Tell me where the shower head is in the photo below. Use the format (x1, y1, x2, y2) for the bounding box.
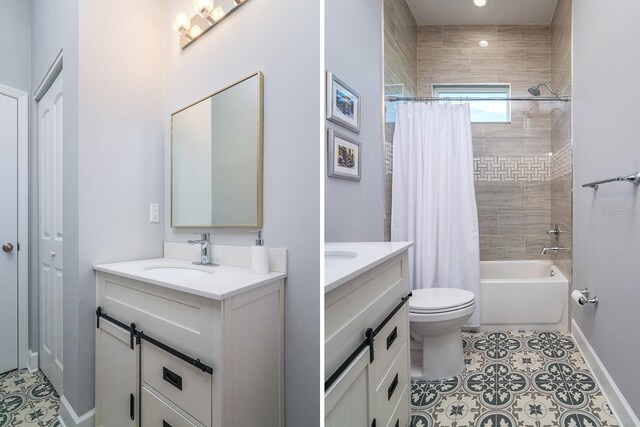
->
(528, 83, 561, 97)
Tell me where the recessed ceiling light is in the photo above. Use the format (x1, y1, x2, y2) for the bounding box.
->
(479, 40, 489, 48)
(473, 0, 488, 7)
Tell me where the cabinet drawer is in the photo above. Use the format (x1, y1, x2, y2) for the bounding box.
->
(142, 387, 198, 427)
(142, 342, 212, 427)
(373, 304, 408, 384)
(375, 342, 409, 427)
(385, 382, 409, 427)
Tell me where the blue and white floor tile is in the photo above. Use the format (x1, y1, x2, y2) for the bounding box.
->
(411, 330, 620, 427)
(0, 370, 60, 427)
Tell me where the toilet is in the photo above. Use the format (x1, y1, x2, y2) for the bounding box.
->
(409, 288, 476, 380)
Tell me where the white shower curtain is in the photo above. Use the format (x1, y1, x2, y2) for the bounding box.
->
(391, 102, 481, 327)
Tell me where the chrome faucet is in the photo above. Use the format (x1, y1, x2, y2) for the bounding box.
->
(188, 233, 219, 266)
(540, 247, 569, 255)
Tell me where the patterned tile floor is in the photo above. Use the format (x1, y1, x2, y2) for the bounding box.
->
(411, 331, 619, 427)
(0, 369, 60, 426)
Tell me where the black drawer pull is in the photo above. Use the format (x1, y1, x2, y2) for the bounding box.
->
(129, 393, 134, 420)
(163, 421, 172, 427)
(163, 367, 183, 390)
(386, 327, 398, 350)
(388, 373, 399, 400)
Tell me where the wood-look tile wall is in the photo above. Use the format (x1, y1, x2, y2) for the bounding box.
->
(550, 0, 573, 280)
(384, 0, 417, 241)
(416, 24, 554, 260)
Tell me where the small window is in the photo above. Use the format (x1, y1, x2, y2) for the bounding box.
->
(433, 84, 511, 123)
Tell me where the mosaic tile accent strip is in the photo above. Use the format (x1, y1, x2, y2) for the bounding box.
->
(550, 143, 572, 180)
(411, 330, 620, 427)
(474, 156, 550, 182)
(0, 369, 60, 427)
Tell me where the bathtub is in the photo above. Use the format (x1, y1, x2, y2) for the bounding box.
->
(479, 260, 569, 331)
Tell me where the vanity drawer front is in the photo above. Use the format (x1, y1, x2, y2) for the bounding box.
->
(142, 387, 198, 427)
(373, 304, 408, 383)
(385, 383, 409, 427)
(142, 342, 212, 427)
(375, 342, 409, 427)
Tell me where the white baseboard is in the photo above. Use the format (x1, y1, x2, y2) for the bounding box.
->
(57, 395, 95, 427)
(572, 319, 640, 426)
(27, 350, 38, 373)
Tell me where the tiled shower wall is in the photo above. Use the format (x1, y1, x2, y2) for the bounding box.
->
(383, 0, 417, 240)
(550, 0, 572, 281)
(417, 24, 554, 260)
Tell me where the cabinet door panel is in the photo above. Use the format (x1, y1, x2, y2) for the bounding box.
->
(141, 387, 198, 427)
(325, 348, 373, 427)
(95, 319, 139, 427)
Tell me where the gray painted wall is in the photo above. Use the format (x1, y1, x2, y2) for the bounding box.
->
(325, 0, 385, 242)
(573, 0, 640, 415)
(164, 0, 321, 423)
(0, 0, 31, 93)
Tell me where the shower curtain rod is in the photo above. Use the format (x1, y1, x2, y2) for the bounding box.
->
(386, 96, 570, 102)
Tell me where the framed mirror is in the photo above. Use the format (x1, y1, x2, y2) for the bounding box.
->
(171, 72, 263, 227)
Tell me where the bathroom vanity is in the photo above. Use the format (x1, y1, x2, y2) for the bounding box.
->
(324, 242, 413, 427)
(93, 244, 286, 427)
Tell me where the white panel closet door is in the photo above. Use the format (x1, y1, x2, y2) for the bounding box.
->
(0, 93, 19, 374)
(38, 73, 64, 393)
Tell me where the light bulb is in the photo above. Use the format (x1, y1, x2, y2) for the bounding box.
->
(194, 0, 214, 17)
(211, 6, 225, 22)
(473, 0, 487, 6)
(189, 25, 203, 39)
(173, 13, 191, 35)
(479, 40, 489, 48)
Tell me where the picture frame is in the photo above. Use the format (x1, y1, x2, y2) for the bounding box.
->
(327, 129, 361, 181)
(326, 71, 361, 133)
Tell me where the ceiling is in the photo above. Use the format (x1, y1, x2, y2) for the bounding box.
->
(406, 0, 559, 25)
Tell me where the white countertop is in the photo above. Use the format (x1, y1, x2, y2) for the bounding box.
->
(93, 257, 287, 300)
(324, 242, 413, 293)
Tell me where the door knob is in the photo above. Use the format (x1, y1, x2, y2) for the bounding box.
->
(2, 243, 14, 253)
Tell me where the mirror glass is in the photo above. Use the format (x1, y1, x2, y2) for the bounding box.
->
(172, 72, 263, 227)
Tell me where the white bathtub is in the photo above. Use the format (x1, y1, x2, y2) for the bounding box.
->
(479, 260, 569, 331)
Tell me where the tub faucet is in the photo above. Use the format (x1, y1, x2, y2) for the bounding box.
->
(540, 247, 569, 255)
(188, 232, 219, 266)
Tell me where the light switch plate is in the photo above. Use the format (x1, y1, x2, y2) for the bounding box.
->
(150, 204, 160, 223)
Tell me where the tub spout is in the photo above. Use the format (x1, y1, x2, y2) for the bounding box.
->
(540, 247, 569, 255)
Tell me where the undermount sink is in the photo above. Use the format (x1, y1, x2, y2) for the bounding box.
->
(325, 250, 358, 260)
(143, 265, 215, 279)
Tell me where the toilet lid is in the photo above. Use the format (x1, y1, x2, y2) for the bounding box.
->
(410, 288, 475, 314)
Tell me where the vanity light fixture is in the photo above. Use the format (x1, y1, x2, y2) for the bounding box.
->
(211, 6, 225, 22)
(472, 0, 488, 7)
(189, 25, 203, 39)
(194, 0, 214, 17)
(172, 13, 191, 38)
(172, 0, 252, 49)
(479, 40, 489, 48)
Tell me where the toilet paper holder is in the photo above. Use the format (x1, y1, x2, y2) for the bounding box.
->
(578, 288, 599, 305)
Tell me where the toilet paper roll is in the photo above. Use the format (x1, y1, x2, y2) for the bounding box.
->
(571, 290, 587, 306)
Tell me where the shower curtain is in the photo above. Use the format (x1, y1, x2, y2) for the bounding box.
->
(391, 102, 481, 327)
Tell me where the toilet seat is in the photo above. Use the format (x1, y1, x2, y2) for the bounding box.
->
(410, 288, 475, 314)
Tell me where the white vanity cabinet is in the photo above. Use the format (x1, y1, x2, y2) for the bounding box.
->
(94, 257, 285, 427)
(325, 243, 412, 427)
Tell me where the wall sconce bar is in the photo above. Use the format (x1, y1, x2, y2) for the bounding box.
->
(174, 0, 251, 49)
